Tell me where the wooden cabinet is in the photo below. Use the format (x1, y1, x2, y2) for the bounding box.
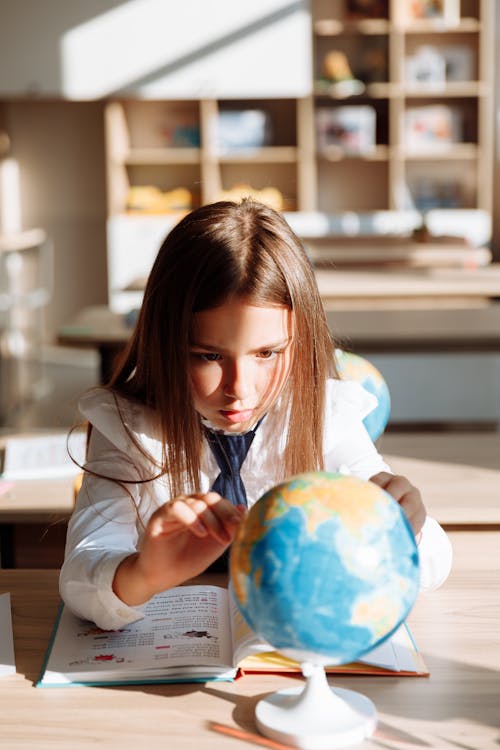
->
(105, 97, 315, 216)
(310, 0, 494, 217)
(104, 97, 316, 310)
(104, 0, 495, 312)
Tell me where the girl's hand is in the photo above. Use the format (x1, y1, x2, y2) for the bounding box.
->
(113, 492, 246, 606)
(370, 472, 426, 540)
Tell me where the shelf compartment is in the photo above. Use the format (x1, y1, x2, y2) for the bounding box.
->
(402, 18, 481, 34)
(317, 160, 389, 212)
(218, 146, 298, 164)
(217, 162, 298, 212)
(314, 18, 390, 36)
(124, 148, 201, 165)
(405, 159, 478, 210)
(317, 144, 389, 161)
(402, 143, 478, 160)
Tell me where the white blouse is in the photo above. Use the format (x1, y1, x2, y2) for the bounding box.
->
(60, 380, 452, 630)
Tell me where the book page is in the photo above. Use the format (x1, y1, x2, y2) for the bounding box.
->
(41, 585, 234, 684)
(227, 582, 404, 672)
(388, 623, 428, 673)
(228, 587, 273, 665)
(1, 432, 86, 480)
(0, 593, 16, 677)
(357, 633, 400, 671)
(235, 618, 426, 676)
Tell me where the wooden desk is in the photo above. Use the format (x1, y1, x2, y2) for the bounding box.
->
(0, 477, 74, 568)
(0, 477, 74, 524)
(1, 430, 499, 568)
(58, 302, 500, 384)
(316, 265, 500, 310)
(328, 305, 500, 353)
(58, 305, 132, 383)
(1, 531, 499, 749)
(380, 432, 500, 529)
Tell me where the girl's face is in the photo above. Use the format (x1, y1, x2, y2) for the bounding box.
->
(189, 297, 293, 433)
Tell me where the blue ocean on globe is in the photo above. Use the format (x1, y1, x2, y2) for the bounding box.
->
(335, 350, 391, 441)
(230, 472, 419, 665)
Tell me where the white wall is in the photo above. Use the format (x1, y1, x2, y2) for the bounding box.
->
(0, 0, 311, 341)
(368, 353, 500, 426)
(2, 101, 108, 339)
(0, 0, 311, 99)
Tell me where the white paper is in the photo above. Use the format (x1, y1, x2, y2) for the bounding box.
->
(0, 593, 16, 677)
(1, 432, 86, 480)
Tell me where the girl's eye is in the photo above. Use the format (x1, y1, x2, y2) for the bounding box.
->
(257, 350, 277, 360)
(195, 352, 222, 362)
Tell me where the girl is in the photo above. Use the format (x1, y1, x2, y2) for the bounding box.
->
(60, 200, 452, 630)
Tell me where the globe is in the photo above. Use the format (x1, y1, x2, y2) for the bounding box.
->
(335, 350, 391, 442)
(230, 471, 419, 667)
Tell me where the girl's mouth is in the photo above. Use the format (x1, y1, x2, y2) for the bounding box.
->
(219, 409, 255, 424)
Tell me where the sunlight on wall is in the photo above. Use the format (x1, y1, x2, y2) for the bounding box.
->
(60, 0, 310, 99)
(0, 158, 22, 235)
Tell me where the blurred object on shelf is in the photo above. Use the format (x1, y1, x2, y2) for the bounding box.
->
(319, 50, 365, 96)
(441, 46, 474, 82)
(158, 103, 201, 147)
(316, 106, 376, 155)
(162, 123, 200, 148)
(409, 178, 462, 211)
(126, 186, 193, 214)
(406, 44, 474, 85)
(217, 110, 271, 153)
(217, 184, 284, 211)
(406, 0, 460, 25)
(405, 46, 446, 85)
(404, 104, 462, 150)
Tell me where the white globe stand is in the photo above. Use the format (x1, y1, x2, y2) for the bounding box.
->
(255, 662, 377, 749)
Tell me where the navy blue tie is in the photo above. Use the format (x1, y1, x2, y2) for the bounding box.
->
(206, 428, 257, 508)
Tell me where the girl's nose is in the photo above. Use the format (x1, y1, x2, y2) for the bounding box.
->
(223, 360, 251, 400)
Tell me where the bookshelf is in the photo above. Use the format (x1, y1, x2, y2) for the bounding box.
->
(105, 98, 315, 215)
(310, 0, 494, 217)
(104, 97, 317, 310)
(103, 0, 495, 312)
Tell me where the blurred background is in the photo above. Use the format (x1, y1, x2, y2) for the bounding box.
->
(1, 0, 500, 434)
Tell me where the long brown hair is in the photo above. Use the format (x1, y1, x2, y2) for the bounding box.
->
(110, 199, 337, 496)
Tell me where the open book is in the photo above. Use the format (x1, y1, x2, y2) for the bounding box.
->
(0, 432, 86, 480)
(37, 585, 428, 687)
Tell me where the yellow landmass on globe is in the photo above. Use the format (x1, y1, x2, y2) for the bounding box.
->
(279, 475, 385, 536)
(351, 594, 402, 638)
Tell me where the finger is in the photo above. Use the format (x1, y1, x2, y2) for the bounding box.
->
(191, 493, 246, 527)
(399, 494, 426, 536)
(376, 475, 412, 502)
(184, 497, 235, 546)
(151, 499, 208, 539)
(369, 471, 393, 489)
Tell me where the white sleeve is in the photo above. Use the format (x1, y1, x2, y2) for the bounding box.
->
(323, 380, 391, 480)
(417, 516, 453, 592)
(324, 380, 452, 592)
(59, 426, 151, 630)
